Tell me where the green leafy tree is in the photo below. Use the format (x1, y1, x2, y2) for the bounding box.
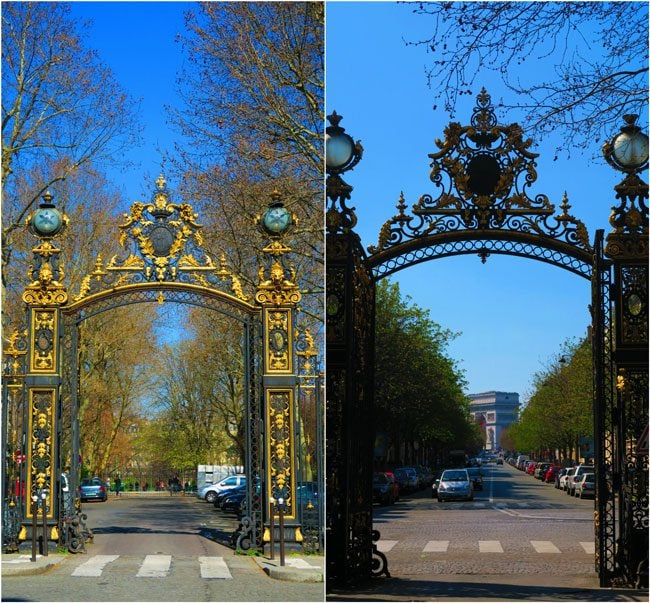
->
(510, 338, 592, 460)
(375, 280, 476, 466)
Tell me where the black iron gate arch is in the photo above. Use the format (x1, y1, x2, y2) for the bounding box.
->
(326, 90, 648, 590)
(5, 175, 309, 557)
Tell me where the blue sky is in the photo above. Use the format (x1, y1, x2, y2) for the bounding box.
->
(326, 2, 631, 401)
(66, 2, 639, 403)
(69, 2, 189, 203)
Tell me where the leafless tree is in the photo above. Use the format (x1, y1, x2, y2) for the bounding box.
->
(1, 2, 141, 283)
(408, 1, 648, 155)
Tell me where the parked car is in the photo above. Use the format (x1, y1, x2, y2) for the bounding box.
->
(466, 466, 484, 491)
(393, 468, 410, 493)
(373, 472, 395, 505)
(560, 468, 576, 491)
(198, 474, 246, 504)
(213, 483, 246, 508)
(526, 462, 538, 475)
(567, 464, 595, 496)
(383, 472, 400, 501)
(533, 463, 551, 480)
(79, 477, 108, 502)
(574, 473, 595, 499)
(555, 467, 569, 489)
(395, 467, 419, 492)
(544, 466, 562, 483)
(221, 487, 247, 513)
(436, 469, 473, 502)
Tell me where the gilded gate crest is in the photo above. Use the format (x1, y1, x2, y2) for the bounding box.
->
(74, 175, 250, 303)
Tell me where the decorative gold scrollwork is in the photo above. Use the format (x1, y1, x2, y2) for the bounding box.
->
(72, 176, 252, 303)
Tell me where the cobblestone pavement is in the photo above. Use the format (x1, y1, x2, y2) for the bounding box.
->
(327, 464, 648, 601)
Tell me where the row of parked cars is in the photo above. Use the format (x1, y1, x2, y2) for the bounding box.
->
(197, 475, 319, 518)
(373, 465, 437, 505)
(507, 456, 595, 499)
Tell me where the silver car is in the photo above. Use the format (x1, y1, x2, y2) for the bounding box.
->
(437, 469, 473, 502)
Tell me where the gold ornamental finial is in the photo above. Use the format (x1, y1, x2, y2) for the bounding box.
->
(155, 174, 166, 190)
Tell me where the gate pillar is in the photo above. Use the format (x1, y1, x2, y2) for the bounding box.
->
(325, 113, 379, 587)
(603, 115, 649, 588)
(18, 191, 69, 547)
(256, 193, 302, 541)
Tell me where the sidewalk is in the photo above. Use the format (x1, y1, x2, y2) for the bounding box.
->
(254, 555, 323, 583)
(1, 553, 66, 577)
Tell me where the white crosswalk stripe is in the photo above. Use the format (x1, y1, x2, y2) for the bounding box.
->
(376, 540, 398, 553)
(136, 554, 172, 577)
(69, 555, 236, 579)
(375, 539, 596, 554)
(423, 540, 449, 553)
(198, 556, 232, 579)
(72, 554, 119, 577)
(479, 540, 503, 553)
(580, 541, 595, 554)
(530, 540, 561, 554)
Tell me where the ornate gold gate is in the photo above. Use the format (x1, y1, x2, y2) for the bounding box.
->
(4, 177, 306, 553)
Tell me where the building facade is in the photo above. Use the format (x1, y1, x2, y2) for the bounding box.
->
(468, 391, 520, 451)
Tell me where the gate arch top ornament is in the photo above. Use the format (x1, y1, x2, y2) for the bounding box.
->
(70, 175, 255, 313)
(367, 88, 594, 279)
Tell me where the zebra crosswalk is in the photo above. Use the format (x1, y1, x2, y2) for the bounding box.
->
(71, 555, 234, 579)
(376, 539, 596, 555)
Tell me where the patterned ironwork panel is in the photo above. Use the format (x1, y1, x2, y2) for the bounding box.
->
(366, 89, 593, 281)
(237, 320, 264, 552)
(25, 389, 56, 519)
(616, 366, 649, 587)
(619, 265, 648, 347)
(369, 234, 593, 281)
(265, 389, 296, 519)
(326, 231, 375, 587)
(592, 231, 616, 584)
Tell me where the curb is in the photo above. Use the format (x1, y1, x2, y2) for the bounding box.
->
(254, 556, 323, 583)
(2, 553, 67, 577)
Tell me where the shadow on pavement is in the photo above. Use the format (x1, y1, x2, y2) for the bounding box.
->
(327, 577, 649, 602)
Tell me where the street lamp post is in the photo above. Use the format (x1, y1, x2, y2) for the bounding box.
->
(602, 114, 648, 588)
(326, 111, 363, 233)
(326, 112, 381, 585)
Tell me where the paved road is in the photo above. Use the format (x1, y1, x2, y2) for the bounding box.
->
(328, 462, 648, 601)
(2, 495, 324, 602)
(373, 462, 595, 577)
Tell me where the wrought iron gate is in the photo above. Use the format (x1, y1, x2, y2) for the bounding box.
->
(326, 90, 648, 589)
(3, 177, 308, 556)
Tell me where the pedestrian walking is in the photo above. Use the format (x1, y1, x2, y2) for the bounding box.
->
(115, 475, 122, 497)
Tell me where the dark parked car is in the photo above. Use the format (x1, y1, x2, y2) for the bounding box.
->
(393, 468, 410, 493)
(79, 477, 108, 502)
(373, 472, 395, 505)
(466, 466, 484, 491)
(214, 484, 246, 508)
(221, 491, 247, 513)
